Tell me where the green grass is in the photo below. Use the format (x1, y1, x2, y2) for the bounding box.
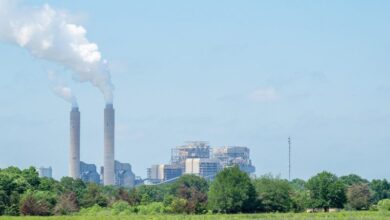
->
(1, 211, 389, 220)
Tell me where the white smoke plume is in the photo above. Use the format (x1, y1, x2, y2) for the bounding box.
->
(0, 0, 114, 103)
(48, 71, 78, 107)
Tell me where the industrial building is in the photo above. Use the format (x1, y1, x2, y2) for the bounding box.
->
(147, 164, 182, 184)
(185, 158, 220, 179)
(147, 165, 164, 184)
(114, 160, 136, 188)
(101, 160, 136, 187)
(171, 141, 210, 169)
(39, 167, 52, 178)
(212, 146, 255, 174)
(80, 161, 100, 184)
(146, 142, 257, 184)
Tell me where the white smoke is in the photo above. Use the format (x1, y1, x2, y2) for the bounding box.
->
(0, 0, 114, 103)
(48, 71, 78, 107)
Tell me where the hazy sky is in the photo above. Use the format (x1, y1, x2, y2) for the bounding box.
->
(1, 0, 390, 180)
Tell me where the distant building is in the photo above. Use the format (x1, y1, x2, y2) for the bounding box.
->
(147, 165, 163, 184)
(164, 164, 182, 181)
(146, 142, 257, 185)
(101, 160, 136, 187)
(185, 158, 220, 179)
(147, 164, 182, 184)
(80, 161, 100, 184)
(39, 167, 52, 178)
(171, 141, 210, 172)
(212, 146, 255, 174)
(114, 160, 136, 188)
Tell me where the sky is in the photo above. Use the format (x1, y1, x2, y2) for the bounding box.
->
(0, 0, 390, 180)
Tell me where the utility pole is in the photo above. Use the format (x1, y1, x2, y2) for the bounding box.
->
(288, 136, 291, 181)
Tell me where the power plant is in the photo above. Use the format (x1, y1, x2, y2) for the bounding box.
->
(69, 107, 80, 179)
(103, 104, 115, 185)
(67, 104, 127, 186)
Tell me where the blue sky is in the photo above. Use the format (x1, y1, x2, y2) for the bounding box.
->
(1, 0, 390, 180)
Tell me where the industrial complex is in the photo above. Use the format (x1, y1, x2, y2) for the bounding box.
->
(45, 105, 256, 187)
(147, 141, 256, 184)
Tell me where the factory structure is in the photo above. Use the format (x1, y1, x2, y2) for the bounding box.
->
(103, 104, 115, 185)
(48, 106, 254, 187)
(147, 141, 256, 184)
(80, 161, 100, 184)
(69, 107, 80, 179)
(212, 146, 256, 174)
(39, 166, 52, 178)
(65, 104, 139, 187)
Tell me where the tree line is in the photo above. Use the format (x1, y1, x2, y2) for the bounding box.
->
(0, 166, 390, 216)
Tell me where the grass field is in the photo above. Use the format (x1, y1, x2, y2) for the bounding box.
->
(0, 212, 390, 220)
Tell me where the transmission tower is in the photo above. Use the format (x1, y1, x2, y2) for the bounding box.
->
(288, 136, 291, 181)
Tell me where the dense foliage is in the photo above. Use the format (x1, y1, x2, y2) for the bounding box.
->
(253, 174, 294, 212)
(306, 171, 347, 210)
(0, 166, 389, 216)
(208, 166, 257, 213)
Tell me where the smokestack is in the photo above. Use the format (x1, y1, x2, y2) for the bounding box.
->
(69, 107, 80, 179)
(104, 104, 115, 185)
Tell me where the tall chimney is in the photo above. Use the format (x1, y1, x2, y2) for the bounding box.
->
(104, 104, 115, 185)
(69, 107, 80, 179)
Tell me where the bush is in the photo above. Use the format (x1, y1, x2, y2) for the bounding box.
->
(377, 199, 390, 212)
(78, 204, 109, 216)
(110, 200, 138, 215)
(19, 193, 51, 216)
(170, 198, 188, 214)
(137, 202, 170, 214)
(54, 192, 79, 215)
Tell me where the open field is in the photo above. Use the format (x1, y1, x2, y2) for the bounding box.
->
(1, 212, 390, 220)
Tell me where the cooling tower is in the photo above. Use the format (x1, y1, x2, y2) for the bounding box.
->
(69, 107, 80, 179)
(104, 104, 115, 185)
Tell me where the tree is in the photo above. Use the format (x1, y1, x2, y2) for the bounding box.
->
(115, 188, 130, 203)
(346, 184, 371, 210)
(290, 179, 306, 191)
(306, 171, 346, 211)
(59, 177, 86, 199)
(208, 166, 258, 213)
(370, 179, 390, 204)
(21, 167, 41, 189)
(79, 184, 108, 208)
(38, 177, 61, 192)
(289, 178, 309, 212)
(170, 175, 209, 214)
(137, 185, 170, 204)
(129, 188, 141, 206)
(54, 192, 79, 215)
(254, 174, 293, 212)
(290, 190, 310, 212)
(19, 191, 52, 216)
(340, 174, 369, 186)
(0, 167, 46, 215)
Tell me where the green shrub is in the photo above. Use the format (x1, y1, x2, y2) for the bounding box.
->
(170, 198, 187, 214)
(19, 190, 56, 216)
(377, 199, 390, 212)
(137, 202, 170, 214)
(78, 204, 107, 216)
(110, 200, 138, 215)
